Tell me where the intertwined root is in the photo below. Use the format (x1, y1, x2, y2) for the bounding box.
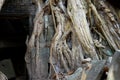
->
(49, 0, 120, 79)
(25, 0, 120, 80)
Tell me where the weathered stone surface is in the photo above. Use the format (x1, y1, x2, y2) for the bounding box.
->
(0, 0, 36, 16)
(0, 71, 7, 80)
(86, 60, 106, 80)
(39, 15, 54, 79)
(0, 59, 15, 79)
(107, 50, 120, 80)
(65, 68, 83, 80)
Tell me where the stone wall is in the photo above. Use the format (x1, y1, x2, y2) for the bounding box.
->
(0, 0, 36, 16)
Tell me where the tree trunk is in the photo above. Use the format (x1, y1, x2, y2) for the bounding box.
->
(25, 0, 120, 80)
